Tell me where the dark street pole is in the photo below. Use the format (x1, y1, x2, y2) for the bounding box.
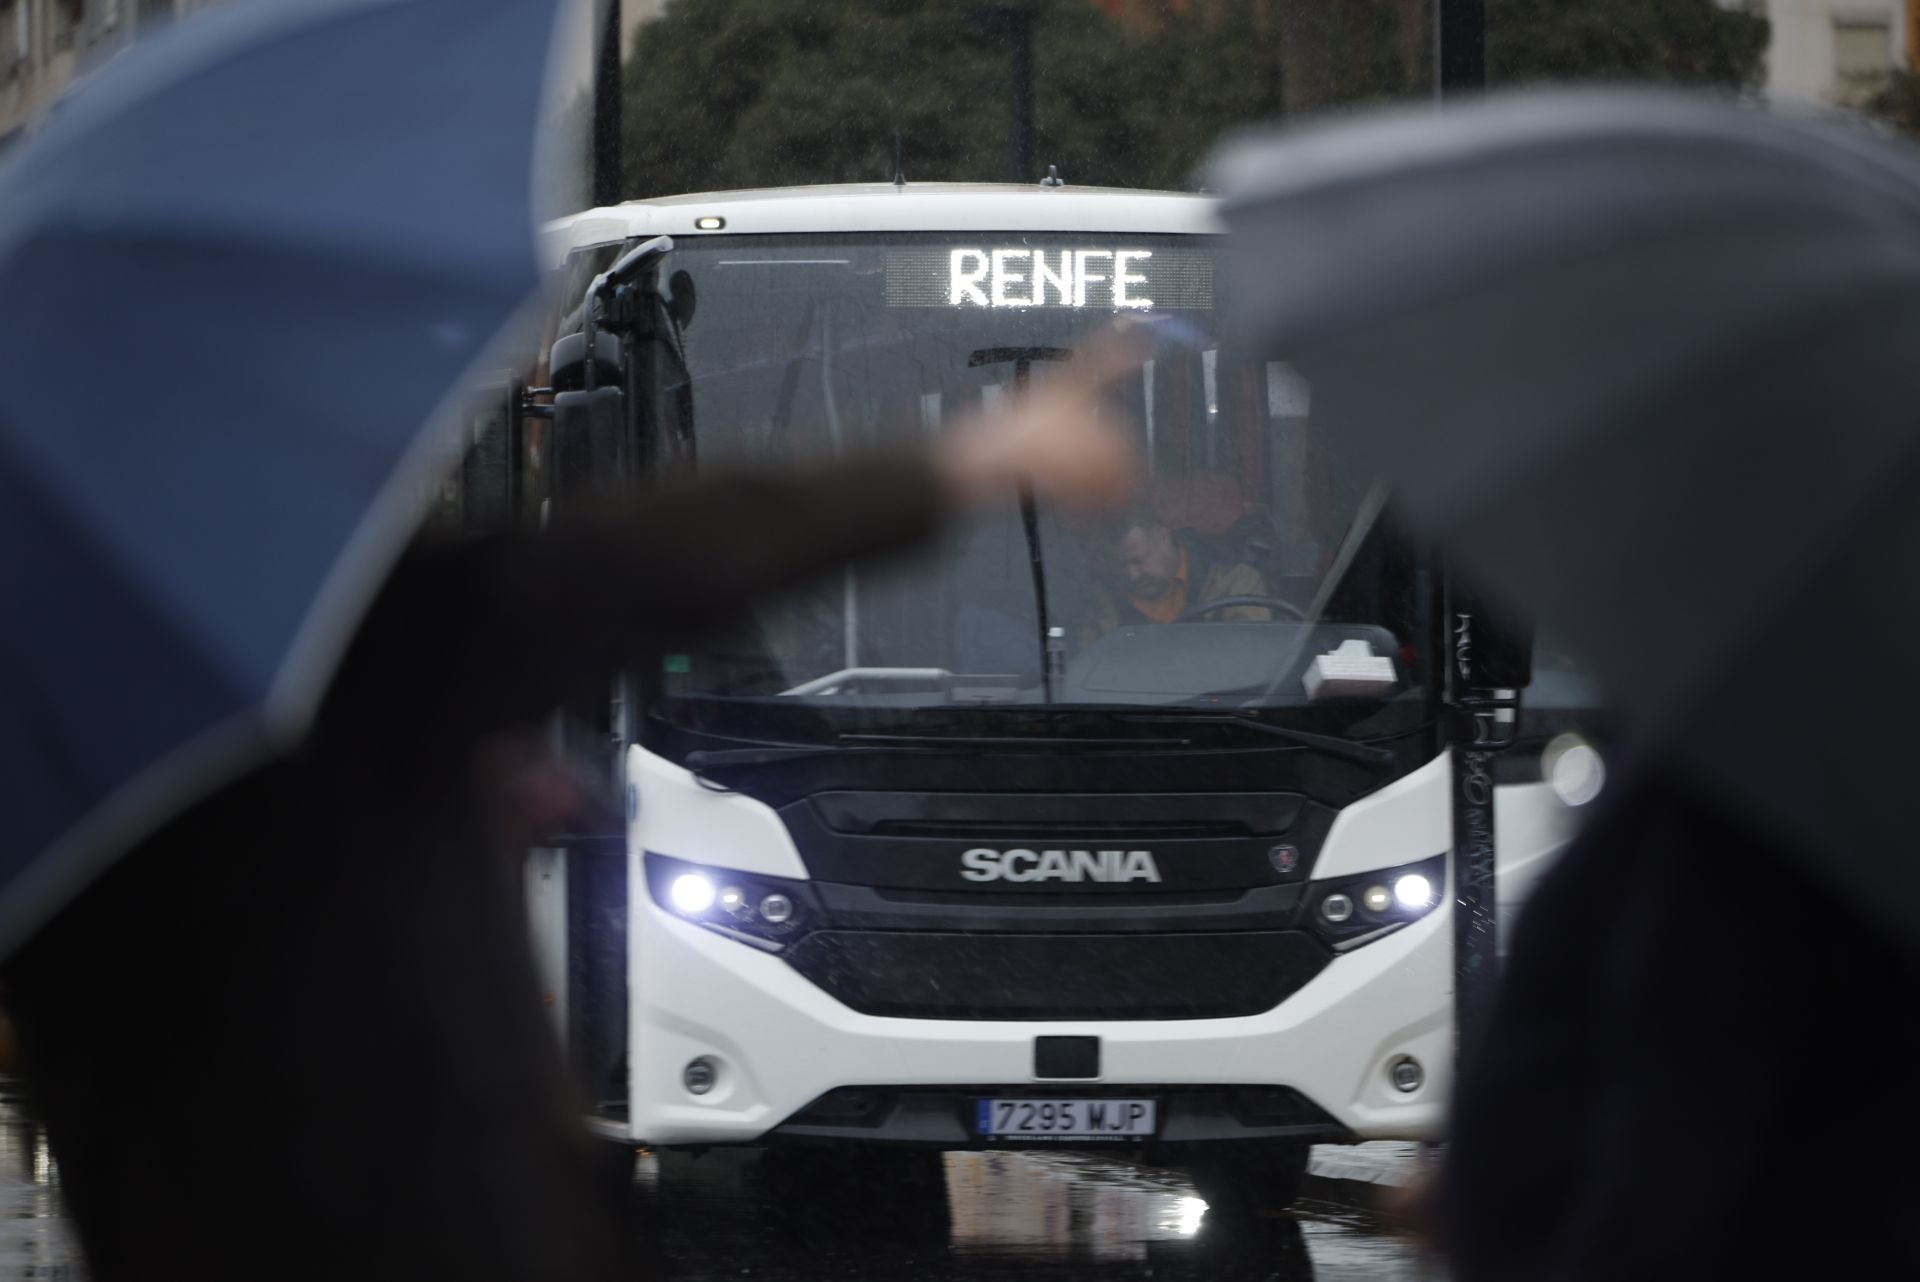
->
(1003, 3, 1035, 184)
(592, 0, 624, 206)
(1434, 0, 1485, 99)
(1433, 0, 1502, 1065)
(1443, 591, 1521, 1061)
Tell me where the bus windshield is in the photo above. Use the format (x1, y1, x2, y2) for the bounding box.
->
(630, 231, 1432, 734)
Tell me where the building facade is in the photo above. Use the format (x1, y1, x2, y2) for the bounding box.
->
(1730, 0, 1917, 103)
(0, 0, 224, 145)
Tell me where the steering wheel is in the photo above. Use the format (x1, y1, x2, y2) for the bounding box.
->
(1173, 594, 1309, 623)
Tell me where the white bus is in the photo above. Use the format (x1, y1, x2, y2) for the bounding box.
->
(503, 180, 1586, 1213)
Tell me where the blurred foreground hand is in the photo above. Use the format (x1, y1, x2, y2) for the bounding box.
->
(938, 321, 1147, 510)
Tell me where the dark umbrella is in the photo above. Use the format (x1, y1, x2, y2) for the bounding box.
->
(0, 0, 558, 952)
(1208, 90, 1920, 944)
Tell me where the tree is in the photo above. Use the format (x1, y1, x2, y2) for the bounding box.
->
(621, 0, 1160, 197)
(1274, 0, 1428, 115)
(1859, 68, 1920, 139)
(1486, 0, 1768, 90)
(615, 0, 1771, 203)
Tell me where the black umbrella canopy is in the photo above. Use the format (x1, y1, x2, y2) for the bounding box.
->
(1209, 90, 1920, 944)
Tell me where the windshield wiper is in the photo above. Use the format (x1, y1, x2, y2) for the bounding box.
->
(970, 347, 1075, 704)
(684, 743, 940, 773)
(1020, 485, 1056, 702)
(686, 730, 1196, 774)
(1119, 712, 1396, 768)
(839, 732, 1193, 749)
(684, 740, 940, 791)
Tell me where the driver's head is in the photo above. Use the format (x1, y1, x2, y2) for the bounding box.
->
(1109, 506, 1182, 601)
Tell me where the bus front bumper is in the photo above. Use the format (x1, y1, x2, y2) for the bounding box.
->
(627, 895, 1453, 1148)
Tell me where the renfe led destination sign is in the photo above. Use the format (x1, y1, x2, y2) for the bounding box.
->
(885, 244, 1214, 310)
(951, 248, 1152, 308)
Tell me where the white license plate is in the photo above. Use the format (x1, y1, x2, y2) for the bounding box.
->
(976, 1098, 1157, 1140)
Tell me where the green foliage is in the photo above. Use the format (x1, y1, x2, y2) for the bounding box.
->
(1487, 0, 1768, 89)
(1269, 0, 1429, 115)
(618, 0, 1770, 202)
(1859, 68, 1920, 138)
(622, 0, 1133, 194)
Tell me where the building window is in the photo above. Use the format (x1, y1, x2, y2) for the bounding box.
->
(1834, 20, 1893, 86)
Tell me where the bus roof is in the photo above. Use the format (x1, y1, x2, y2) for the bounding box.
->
(544, 182, 1220, 266)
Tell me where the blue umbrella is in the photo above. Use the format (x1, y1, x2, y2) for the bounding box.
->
(0, 0, 560, 953)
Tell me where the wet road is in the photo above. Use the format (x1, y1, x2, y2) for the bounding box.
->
(636, 1146, 1438, 1281)
(0, 1082, 73, 1280)
(0, 1077, 1435, 1280)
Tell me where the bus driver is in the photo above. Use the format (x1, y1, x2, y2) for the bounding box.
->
(1085, 504, 1270, 639)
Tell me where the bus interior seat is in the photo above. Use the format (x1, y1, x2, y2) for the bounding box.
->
(1150, 471, 1243, 536)
(1151, 472, 1290, 599)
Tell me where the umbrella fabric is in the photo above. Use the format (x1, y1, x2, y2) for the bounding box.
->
(0, 0, 557, 954)
(1209, 91, 1920, 944)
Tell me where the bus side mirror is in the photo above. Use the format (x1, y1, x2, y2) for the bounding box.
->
(548, 329, 624, 392)
(552, 387, 625, 503)
(666, 269, 697, 331)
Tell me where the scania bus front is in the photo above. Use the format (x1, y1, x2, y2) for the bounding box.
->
(536, 182, 1577, 1209)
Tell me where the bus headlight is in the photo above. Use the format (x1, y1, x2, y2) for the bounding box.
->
(670, 873, 716, 915)
(647, 854, 811, 950)
(1305, 854, 1445, 950)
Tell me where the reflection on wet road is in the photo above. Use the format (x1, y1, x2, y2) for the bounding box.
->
(0, 1082, 81, 1280)
(0, 1078, 1434, 1280)
(638, 1146, 1437, 1281)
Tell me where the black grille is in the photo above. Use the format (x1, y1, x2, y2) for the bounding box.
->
(784, 930, 1329, 1020)
(806, 791, 1304, 839)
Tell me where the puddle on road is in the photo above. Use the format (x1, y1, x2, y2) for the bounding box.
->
(944, 1148, 1210, 1252)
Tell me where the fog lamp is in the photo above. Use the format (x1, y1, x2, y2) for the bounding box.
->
(1390, 1056, 1424, 1093)
(669, 873, 715, 915)
(684, 1057, 717, 1095)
